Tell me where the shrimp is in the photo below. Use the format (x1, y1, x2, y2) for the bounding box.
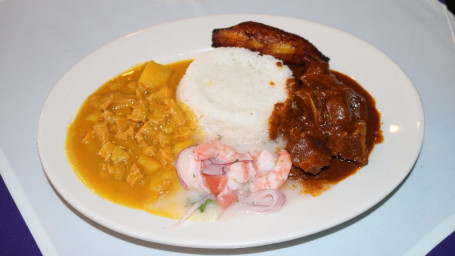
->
(193, 139, 251, 163)
(253, 150, 277, 176)
(250, 150, 292, 192)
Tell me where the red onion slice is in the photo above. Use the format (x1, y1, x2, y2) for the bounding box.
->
(239, 189, 286, 213)
(201, 158, 253, 176)
(208, 157, 253, 165)
(201, 164, 225, 176)
(175, 145, 196, 189)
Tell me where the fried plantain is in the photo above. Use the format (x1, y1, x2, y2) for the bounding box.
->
(212, 21, 329, 66)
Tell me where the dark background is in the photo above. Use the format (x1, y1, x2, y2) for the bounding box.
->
(445, 0, 455, 14)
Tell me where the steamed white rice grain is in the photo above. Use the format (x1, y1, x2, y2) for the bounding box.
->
(176, 47, 292, 146)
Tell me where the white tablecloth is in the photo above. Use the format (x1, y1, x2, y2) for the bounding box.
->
(1, 0, 454, 255)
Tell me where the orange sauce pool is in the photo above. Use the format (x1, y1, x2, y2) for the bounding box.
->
(66, 60, 197, 218)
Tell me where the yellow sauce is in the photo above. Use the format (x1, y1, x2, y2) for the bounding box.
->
(66, 59, 198, 218)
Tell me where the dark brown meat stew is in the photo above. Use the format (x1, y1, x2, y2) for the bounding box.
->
(272, 63, 383, 195)
(213, 21, 383, 195)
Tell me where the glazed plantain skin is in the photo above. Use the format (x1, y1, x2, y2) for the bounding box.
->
(212, 21, 330, 66)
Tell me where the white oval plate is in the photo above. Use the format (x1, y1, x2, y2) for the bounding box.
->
(38, 14, 424, 248)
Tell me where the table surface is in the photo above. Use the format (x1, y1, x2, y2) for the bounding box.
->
(1, 0, 455, 255)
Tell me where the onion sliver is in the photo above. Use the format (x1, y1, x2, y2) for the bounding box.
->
(201, 159, 225, 176)
(201, 159, 254, 175)
(175, 145, 196, 189)
(208, 157, 253, 165)
(201, 165, 225, 176)
(239, 189, 286, 213)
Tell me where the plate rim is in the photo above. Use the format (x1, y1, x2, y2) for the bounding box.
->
(37, 14, 425, 248)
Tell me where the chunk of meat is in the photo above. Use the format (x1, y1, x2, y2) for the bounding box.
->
(328, 120, 368, 164)
(286, 130, 331, 175)
(212, 21, 329, 66)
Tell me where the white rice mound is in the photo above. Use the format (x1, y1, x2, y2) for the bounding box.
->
(176, 47, 293, 146)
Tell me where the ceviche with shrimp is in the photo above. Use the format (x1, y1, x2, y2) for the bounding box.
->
(174, 139, 292, 225)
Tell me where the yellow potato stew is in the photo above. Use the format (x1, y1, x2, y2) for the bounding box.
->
(66, 59, 197, 218)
